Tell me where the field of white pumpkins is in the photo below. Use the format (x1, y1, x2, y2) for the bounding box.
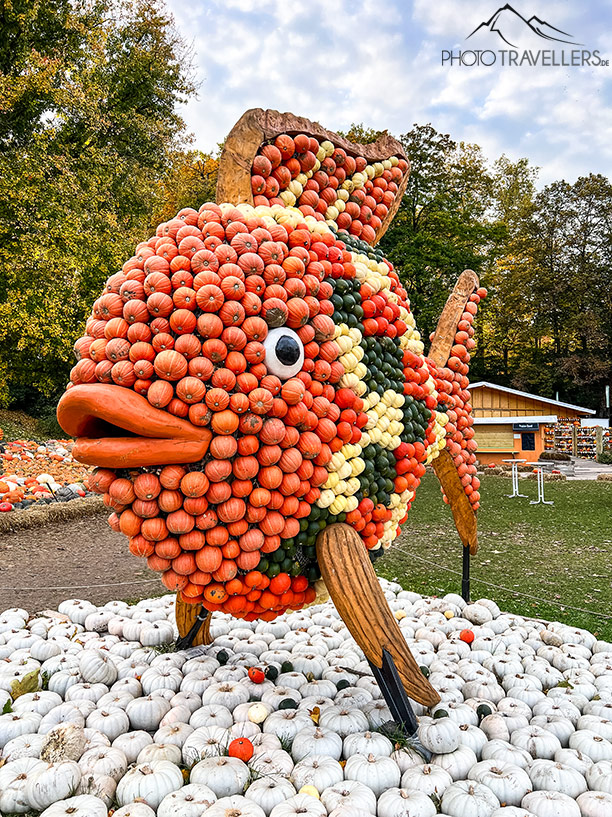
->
(2, 580, 612, 817)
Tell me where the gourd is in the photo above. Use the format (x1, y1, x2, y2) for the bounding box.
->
(468, 759, 532, 807)
(377, 788, 437, 817)
(25, 760, 82, 811)
(86, 706, 130, 741)
(2, 732, 46, 761)
(441, 780, 501, 817)
(38, 794, 109, 817)
(190, 755, 250, 797)
(0, 711, 43, 747)
(521, 790, 581, 817)
(137, 742, 183, 765)
(157, 782, 218, 816)
(116, 760, 184, 810)
(586, 759, 612, 793)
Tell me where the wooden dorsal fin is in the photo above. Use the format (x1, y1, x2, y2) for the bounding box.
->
(216, 108, 410, 244)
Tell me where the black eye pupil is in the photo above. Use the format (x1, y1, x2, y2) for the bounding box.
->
(275, 335, 300, 366)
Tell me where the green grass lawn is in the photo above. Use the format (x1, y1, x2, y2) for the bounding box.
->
(377, 474, 612, 641)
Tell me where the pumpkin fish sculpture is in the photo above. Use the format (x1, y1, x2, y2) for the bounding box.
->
(58, 110, 484, 710)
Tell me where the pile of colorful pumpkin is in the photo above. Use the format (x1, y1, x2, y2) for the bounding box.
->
(0, 437, 91, 512)
(2, 581, 612, 816)
(430, 288, 485, 510)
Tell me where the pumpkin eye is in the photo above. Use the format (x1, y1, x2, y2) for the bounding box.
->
(263, 327, 304, 379)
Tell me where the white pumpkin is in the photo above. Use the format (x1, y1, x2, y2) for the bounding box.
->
(342, 729, 393, 758)
(441, 780, 501, 817)
(113, 730, 153, 763)
(468, 759, 533, 806)
(190, 704, 233, 729)
(203, 794, 266, 816)
(2, 731, 46, 761)
(527, 758, 587, 798)
(39, 794, 108, 817)
(75, 772, 117, 806)
(79, 745, 128, 781)
(116, 760, 184, 809)
(569, 729, 612, 762)
(481, 739, 533, 769)
(182, 726, 230, 765)
(25, 760, 82, 811)
(320, 779, 377, 815)
(292, 726, 343, 761)
(190, 755, 250, 797)
(318, 706, 369, 738)
(78, 651, 118, 685)
(400, 763, 453, 797)
(126, 694, 172, 730)
(0, 756, 45, 814)
(202, 681, 250, 709)
(157, 782, 217, 816)
(138, 741, 183, 765)
(269, 793, 327, 817)
(417, 717, 461, 753)
(586, 760, 612, 793)
(521, 790, 581, 817)
(0, 711, 43, 747)
(511, 725, 562, 759)
(344, 754, 400, 798)
(251, 748, 294, 777)
(155, 722, 195, 748)
(377, 788, 437, 817)
(457, 723, 488, 758)
(576, 790, 612, 817)
(85, 706, 129, 741)
(245, 777, 297, 814)
(291, 755, 343, 791)
(263, 709, 312, 741)
(13, 690, 62, 715)
(432, 746, 479, 781)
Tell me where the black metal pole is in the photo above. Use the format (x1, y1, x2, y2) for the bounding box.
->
(461, 544, 470, 602)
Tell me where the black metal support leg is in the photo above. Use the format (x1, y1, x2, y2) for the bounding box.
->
(176, 606, 210, 651)
(462, 544, 470, 603)
(368, 648, 419, 735)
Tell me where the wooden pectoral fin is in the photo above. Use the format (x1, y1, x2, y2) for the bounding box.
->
(316, 523, 440, 708)
(175, 599, 212, 649)
(432, 448, 478, 556)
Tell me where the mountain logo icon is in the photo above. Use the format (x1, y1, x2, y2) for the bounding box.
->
(467, 4, 583, 48)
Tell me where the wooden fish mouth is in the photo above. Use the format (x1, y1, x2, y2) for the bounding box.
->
(57, 384, 211, 468)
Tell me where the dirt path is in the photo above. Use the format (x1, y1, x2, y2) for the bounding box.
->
(0, 511, 164, 612)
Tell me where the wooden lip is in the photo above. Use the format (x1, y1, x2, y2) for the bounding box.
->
(217, 108, 411, 244)
(57, 384, 211, 468)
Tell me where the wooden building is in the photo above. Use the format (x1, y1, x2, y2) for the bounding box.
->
(469, 381, 595, 465)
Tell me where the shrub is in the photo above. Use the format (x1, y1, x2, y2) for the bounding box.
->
(597, 451, 612, 465)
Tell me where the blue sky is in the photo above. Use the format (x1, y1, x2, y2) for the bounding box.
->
(165, 0, 612, 186)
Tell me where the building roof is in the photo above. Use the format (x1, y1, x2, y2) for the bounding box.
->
(473, 415, 557, 425)
(469, 381, 596, 415)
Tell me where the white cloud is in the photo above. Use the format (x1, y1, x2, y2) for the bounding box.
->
(165, 0, 612, 187)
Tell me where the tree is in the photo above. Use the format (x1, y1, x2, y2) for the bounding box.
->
(0, 0, 196, 409)
(380, 124, 501, 340)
